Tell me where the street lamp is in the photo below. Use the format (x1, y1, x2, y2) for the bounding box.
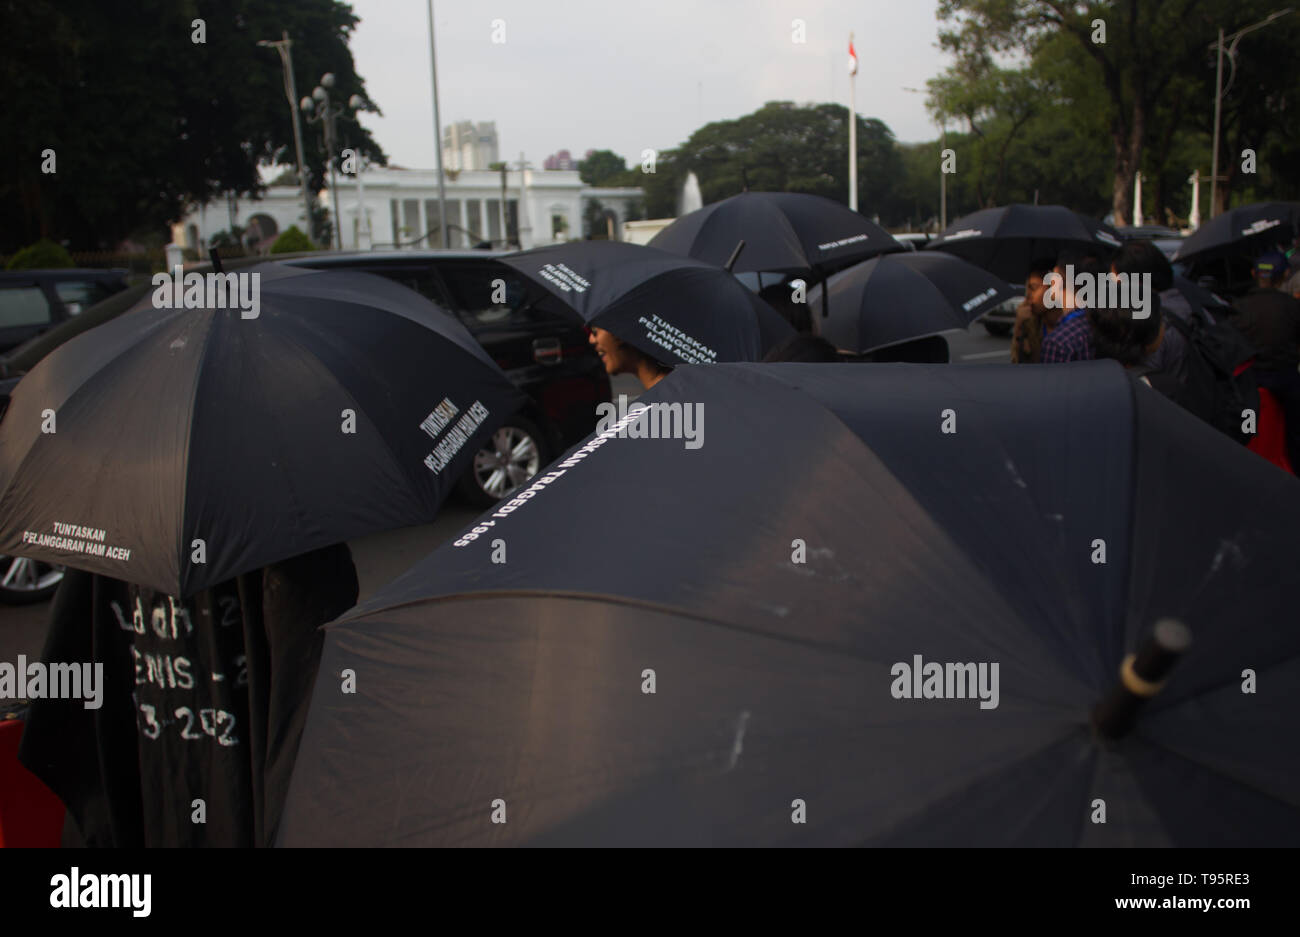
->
(345, 94, 374, 250)
(1208, 8, 1294, 218)
(301, 72, 364, 249)
(257, 32, 316, 244)
(904, 87, 946, 231)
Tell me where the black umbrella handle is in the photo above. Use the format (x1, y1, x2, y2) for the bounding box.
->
(1091, 618, 1192, 740)
(724, 240, 746, 272)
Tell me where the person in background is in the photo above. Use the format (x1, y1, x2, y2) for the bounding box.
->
(588, 326, 672, 390)
(1010, 258, 1055, 364)
(19, 544, 359, 847)
(1231, 252, 1300, 468)
(1089, 290, 1169, 384)
(1040, 250, 1098, 364)
(1108, 240, 1211, 375)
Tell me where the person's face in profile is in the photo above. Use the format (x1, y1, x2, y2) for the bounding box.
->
(588, 326, 637, 376)
(1026, 273, 1046, 315)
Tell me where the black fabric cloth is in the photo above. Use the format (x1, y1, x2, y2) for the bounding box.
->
(1232, 287, 1300, 373)
(19, 543, 357, 847)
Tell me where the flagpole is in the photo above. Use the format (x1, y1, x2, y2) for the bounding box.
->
(848, 32, 858, 212)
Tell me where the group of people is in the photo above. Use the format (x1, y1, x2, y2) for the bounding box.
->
(1008, 240, 1300, 471)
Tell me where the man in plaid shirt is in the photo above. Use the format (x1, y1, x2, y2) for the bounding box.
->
(1041, 250, 1096, 363)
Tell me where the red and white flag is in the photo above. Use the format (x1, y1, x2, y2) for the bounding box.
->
(848, 39, 858, 76)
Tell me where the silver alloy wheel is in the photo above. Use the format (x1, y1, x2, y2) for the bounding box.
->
(0, 555, 64, 594)
(471, 426, 542, 500)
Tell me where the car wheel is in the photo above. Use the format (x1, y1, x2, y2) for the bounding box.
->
(0, 555, 65, 604)
(982, 321, 1012, 337)
(456, 417, 549, 508)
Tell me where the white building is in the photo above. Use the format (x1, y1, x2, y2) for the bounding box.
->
(173, 166, 643, 253)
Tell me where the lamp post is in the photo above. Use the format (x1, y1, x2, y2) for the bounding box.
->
(1208, 8, 1294, 218)
(904, 87, 946, 230)
(257, 33, 315, 244)
(427, 0, 448, 249)
(301, 74, 366, 249)
(346, 104, 373, 250)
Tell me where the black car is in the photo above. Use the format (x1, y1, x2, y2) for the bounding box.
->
(281, 250, 611, 505)
(0, 268, 129, 354)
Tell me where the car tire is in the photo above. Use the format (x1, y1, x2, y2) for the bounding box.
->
(0, 555, 65, 604)
(455, 416, 550, 508)
(982, 321, 1013, 337)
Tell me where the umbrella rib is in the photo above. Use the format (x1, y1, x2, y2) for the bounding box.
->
(333, 586, 919, 664)
(1129, 729, 1300, 809)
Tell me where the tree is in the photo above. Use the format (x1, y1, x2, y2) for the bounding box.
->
(6, 238, 75, 270)
(0, 0, 386, 252)
(648, 102, 908, 223)
(934, 0, 1235, 225)
(579, 150, 628, 187)
(270, 225, 314, 253)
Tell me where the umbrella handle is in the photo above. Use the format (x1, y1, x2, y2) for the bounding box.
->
(1091, 618, 1192, 739)
(724, 240, 746, 272)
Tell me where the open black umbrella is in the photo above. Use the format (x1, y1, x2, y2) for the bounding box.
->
(278, 361, 1300, 846)
(1172, 201, 1300, 263)
(647, 191, 904, 275)
(810, 251, 1017, 354)
(0, 264, 524, 596)
(927, 204, 1122, 283)
(499, 241, 793, 364)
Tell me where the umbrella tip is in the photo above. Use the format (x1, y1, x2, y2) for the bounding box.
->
(1091, 618, 1193, 740)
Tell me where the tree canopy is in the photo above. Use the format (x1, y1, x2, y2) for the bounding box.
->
(639, 101, 908, 223)
(930, 0, 1300, 225)
(0, 0, 385, 251)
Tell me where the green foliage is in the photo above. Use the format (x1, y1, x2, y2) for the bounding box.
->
(208, 226, 246, 250)
(5, 238, 75, 270)
(579, 150, 629, 187)
(269, 225, 314, 253)
(0, 0, 386, 252)
(642, 102, 909, 223)
(931, 0, 1300, 223)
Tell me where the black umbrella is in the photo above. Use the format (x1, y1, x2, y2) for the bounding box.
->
(278, 361, 1300, 846)
(1172, 201, 1300, 263)
(0, 264, 524, 596)
(499, 241, 794, 364)
(810, 251, 1017, 354)
(927, 204, 1122, 283)
(647, 191, 904, 275)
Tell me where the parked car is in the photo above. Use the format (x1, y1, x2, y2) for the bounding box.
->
(979, 293, 1020, 336)
(280, 251, 611, 505)
(892, 232, 934, 251)
(0, 268, 129, 354)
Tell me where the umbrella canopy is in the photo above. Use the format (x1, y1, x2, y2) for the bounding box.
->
(647, 191, 904, 275)
(279, 361, 1300, 846)
(811, 251, 1017, 354)
(499, 240, 793, 364)
(1172, 201, 1300, 263)
(0, 264, 525, 596)
(927, 204, 1122, 283)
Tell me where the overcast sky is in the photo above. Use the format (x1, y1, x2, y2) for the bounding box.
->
(345, 0, 952, 171)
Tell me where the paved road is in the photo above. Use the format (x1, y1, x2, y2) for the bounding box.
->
(0, 322, 1009, 662)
